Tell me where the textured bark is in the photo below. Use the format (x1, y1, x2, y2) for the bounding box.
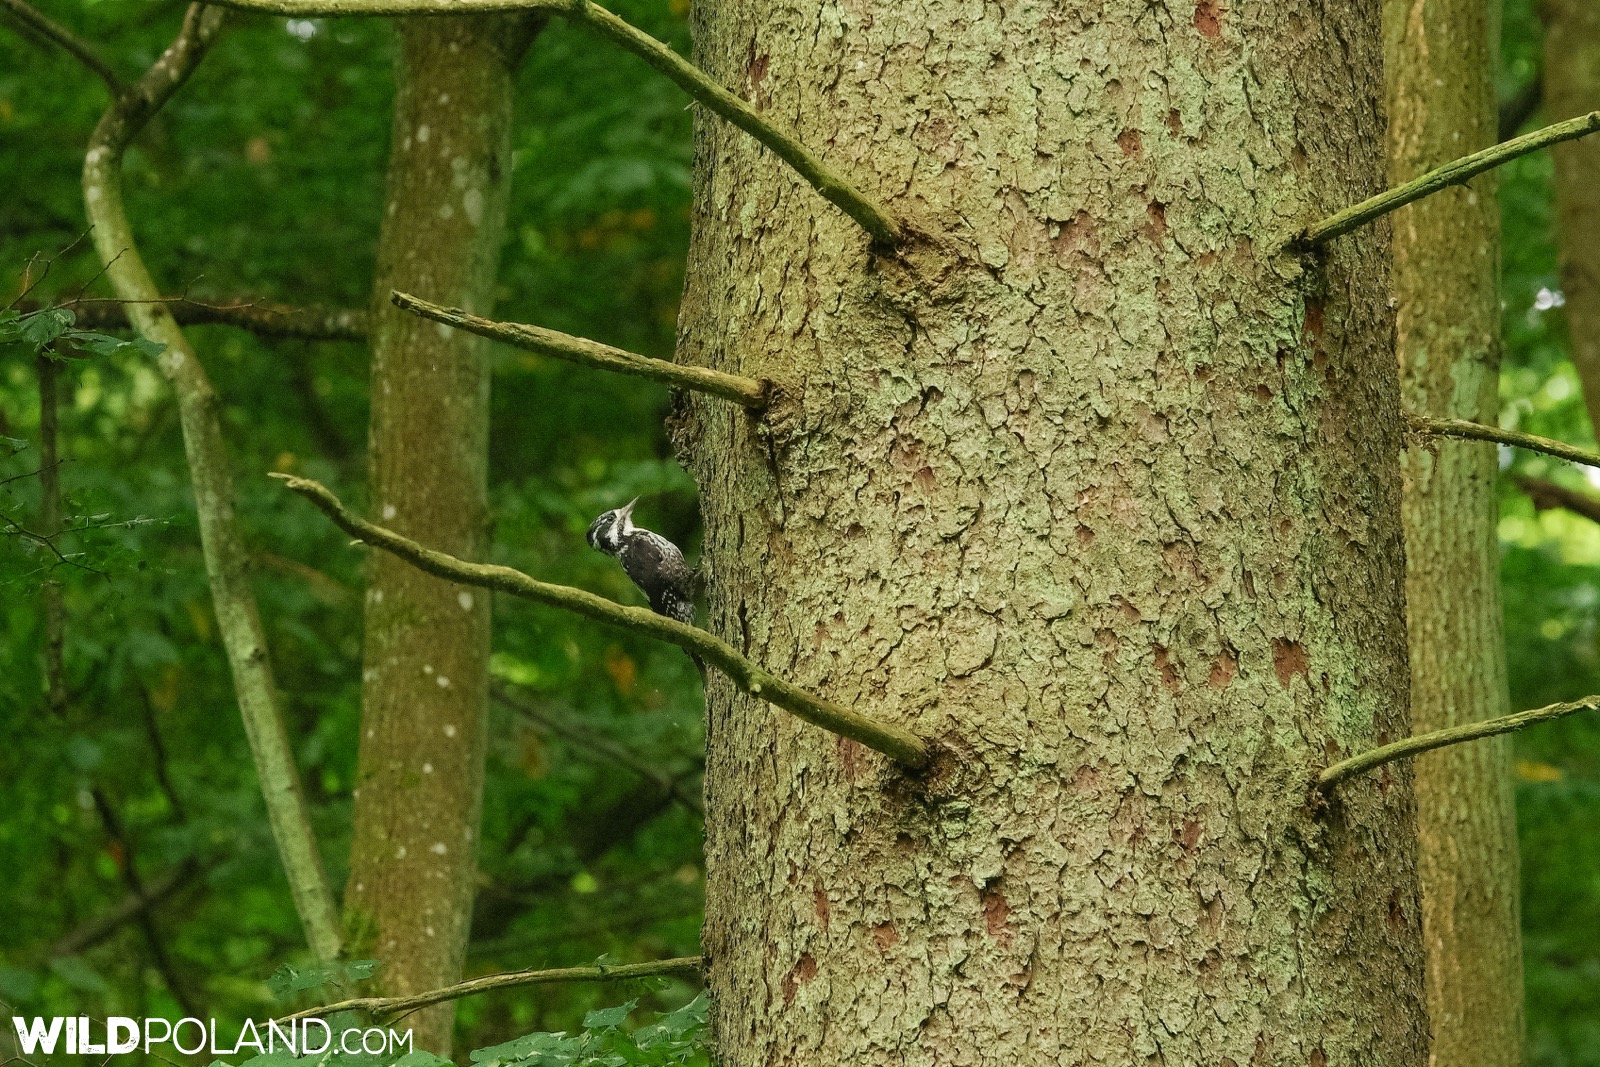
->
(1544, 0, 1600, 434)
(680, 2, 1427, 1064)
(1386, 3, 1524, 1061)
(1388, 4, 1523, 1062)
(342, 16, 535, 1056)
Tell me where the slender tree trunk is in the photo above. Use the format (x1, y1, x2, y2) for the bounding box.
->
(1544, 0, 1600, 433)
(342, 16, 536, 1055)
(83, 6, 343, 962)
(1386, 3, 1524, 1064)
(681, 2, 1427, 1063)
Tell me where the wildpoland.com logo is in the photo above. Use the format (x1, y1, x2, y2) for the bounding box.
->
(12, 1015, 414, 1058)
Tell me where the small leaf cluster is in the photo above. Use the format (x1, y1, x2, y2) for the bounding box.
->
(0, 304, 165, 361)
(265, 958, 379, 1001)
(470, 994, 709, 1067)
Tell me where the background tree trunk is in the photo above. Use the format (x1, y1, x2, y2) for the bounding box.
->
(342, 15, 536, 1055)
(1544, 0, 1600, 433)
(1386, 2, 1525, 1064)
(680, 1, 1427, 1063)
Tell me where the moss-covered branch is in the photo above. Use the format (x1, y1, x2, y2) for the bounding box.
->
(199, 0, 905, 246)
(280, 956, 705, 1023)
(1298, 111, 1600, 247)
(273, 474, 934, 770)
(83, 4, 342, 962)
(392, 291, 766, 409)
(1318, 695, 1600, 790)
(565, 0, 903, 246)
(1407, 413, 1600, 470)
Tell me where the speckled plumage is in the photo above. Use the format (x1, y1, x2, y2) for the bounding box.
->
(586, 499, 697, 625)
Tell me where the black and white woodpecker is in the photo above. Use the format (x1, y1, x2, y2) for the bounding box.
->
(586, 498, 705, 681)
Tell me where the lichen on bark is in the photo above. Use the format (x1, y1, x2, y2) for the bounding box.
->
(342, 14, 537, 1056)
(680, 0, 1428, 1062)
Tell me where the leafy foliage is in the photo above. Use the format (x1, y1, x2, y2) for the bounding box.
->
(469, 995, 708, 1067)
(1, 0, 703, 1052)
(0, 305, 166, 361)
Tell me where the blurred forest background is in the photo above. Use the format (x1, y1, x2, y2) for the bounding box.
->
(0, 0, 1596, 1062)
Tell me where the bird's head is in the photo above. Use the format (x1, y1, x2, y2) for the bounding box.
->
(585, 498, 638, 555)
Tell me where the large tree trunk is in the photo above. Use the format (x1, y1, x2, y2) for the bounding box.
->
(342, 16, 535, 1055)
(680, 1, 1427, 1063)
(1386, 1, 1524, 1062)
(1545, 0, 1600, 434)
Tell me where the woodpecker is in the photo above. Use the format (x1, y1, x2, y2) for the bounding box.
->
(587, 498, 706, 684)
(586, 498, 697, 626)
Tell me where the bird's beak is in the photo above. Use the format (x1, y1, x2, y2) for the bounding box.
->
(620, 497, 639, 520)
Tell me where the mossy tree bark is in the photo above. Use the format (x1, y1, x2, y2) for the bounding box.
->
(1544, 0, 1600, 434)
(342, 15, 536, 1056)
(679, 1, 1427, 1063)
(1386, 1, 1524, 1061)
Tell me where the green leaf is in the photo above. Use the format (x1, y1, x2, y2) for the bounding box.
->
(17, 307, 74, 349)
(582, 1000, 637, 1030)
(65, 330, 136, 357)
(392, 1053, 455, 1067)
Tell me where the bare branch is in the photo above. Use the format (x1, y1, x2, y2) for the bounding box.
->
(1318, 695, 1600, 790)
(46, 859, 203, 958)
(491, 680, 703, 815)
(392, 291, 766, 409)
(83, 3, 343, 962)
(199, 0, 907, 246)
(273, 474, 934, 771)
(1297, 111, 1600, 248)
(89, 788, 202, 1018)
(1406, 412, 1600, 471)
(1515, 473, 1600, 524)
(0, 0, 126, 94)
(19, 296, 370, 342)
(280, 956, 704, 1024)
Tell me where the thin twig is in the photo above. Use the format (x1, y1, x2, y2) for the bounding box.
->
(2, 512, 106, 577)
(1297, 110, 1600, 247)
(37, 352, 67, 715)
(1318, 695, 1600, 790)
(279, 956, 704, 1023)
(6, 230, 90, 311)
(0, 0, 125, 94)
(273, 474, 934, 771)
(198, 0, 906, 246)
(1406, 412, 1600, 471)
(393, 291, 766, 409)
